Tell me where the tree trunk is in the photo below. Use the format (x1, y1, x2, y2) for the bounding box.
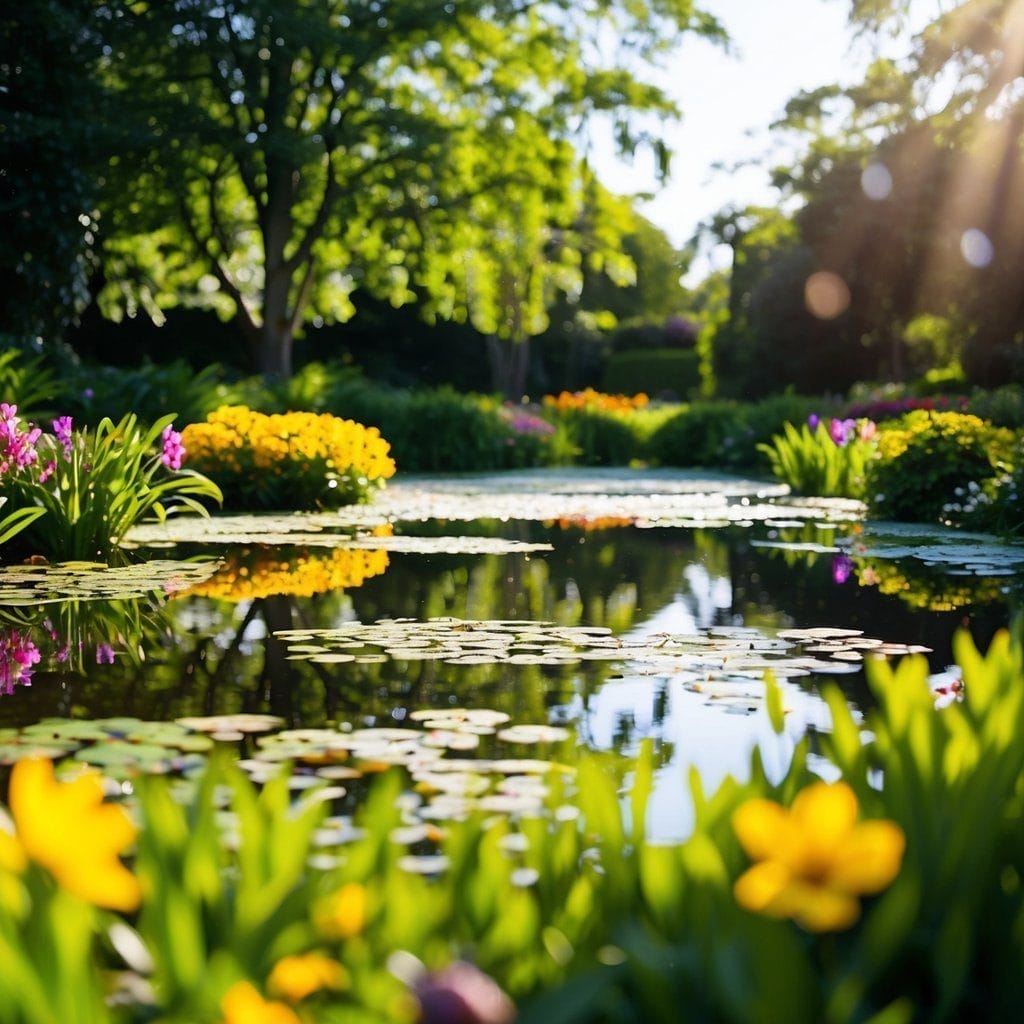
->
(486, 334, 531, 398)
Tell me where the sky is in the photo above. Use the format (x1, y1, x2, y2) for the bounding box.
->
(592, 0, 906, 280)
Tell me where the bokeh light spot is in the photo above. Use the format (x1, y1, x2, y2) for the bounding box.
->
(861, 162, 893, 200)
(804, 272, 851, 320)
(960, 228, 994, 268)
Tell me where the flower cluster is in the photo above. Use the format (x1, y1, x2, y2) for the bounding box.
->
(500, 403, 555, 438)
(181, 406, 396, 510)
(184, 545, 391, 601)
(0, 403, 42, 474)
(844, 395, 969, 423)
(808, 413, 877, 447)
(543, 388, 649, 414)
(0, 627, 40, 696)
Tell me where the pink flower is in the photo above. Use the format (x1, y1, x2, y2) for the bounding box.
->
(161, 424, 186, 470)
(1, 628, 41, 696)
(829, 418, 856, 447)
(831, 553, 854, 585)
(38, 459, 56, 484)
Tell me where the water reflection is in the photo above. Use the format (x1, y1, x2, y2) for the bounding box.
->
(0, 517, 1016, 839)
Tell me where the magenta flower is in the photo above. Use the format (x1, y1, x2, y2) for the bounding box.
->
(829, 418, 856, 447)
(1, 627, 41, 696)
(831, 553, 854, 585)
(1, 403, 42, 474)
(53, 415, 74, 458)
(161, 424, 186, 470)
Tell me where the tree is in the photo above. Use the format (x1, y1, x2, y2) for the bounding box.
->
(92, 0, 725, 382)
(0, 1, 107, 342)
(763, 1, 1024, 386)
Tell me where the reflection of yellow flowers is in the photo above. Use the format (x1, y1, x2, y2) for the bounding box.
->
(186, 546, 390, 601)
(5, 758, 141, 911)
(268, 952, 349, 1001)
(732, 781, 904, 932)
(221, 980, 301, 1024)
(313, 882, 368, 940)
(543, 388, 649, 414)
(854, 560, 1004, 612)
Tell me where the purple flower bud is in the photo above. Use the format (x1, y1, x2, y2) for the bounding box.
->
(415, 962, 516, 1024)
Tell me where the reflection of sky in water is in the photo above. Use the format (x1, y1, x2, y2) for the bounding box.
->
(561, 565, 839, 841)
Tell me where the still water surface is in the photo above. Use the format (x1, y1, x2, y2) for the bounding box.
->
(1, 471, 1018, 835)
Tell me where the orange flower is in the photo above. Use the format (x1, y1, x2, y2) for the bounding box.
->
(732, 781, 904, 932)
(6, 758, 141, 911)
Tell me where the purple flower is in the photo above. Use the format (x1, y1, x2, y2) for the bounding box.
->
(829, 417, 856, 447)
(414, 962, 516, 1024)
(807, 413, 820, 430)
(95, 643, 116, 665)
(831, 553, 854, 585)
(1, 627, 41, 696)
(161, 424, 186, 470)
(53, 415, 74, 458)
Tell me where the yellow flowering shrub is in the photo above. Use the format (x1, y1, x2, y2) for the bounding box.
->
(181, 406, 396, 510)
(184, 545, 390, 601)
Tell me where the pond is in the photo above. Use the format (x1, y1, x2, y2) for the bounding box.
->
(1, 468, 1020, 838)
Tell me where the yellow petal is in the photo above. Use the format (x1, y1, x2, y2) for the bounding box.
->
(268, 952, 348, 1001)
(734, 860, 795, 916)
(828, 820, 905, 894)
(790, 782, 859, 871)
(789, 883, 862, 932)
(0, 829, 26, 875)
(9, 759, 141, 911)
(313, 882, 367, 939)
(731, 799, 791, 861)
(221, 981, 302, 1024)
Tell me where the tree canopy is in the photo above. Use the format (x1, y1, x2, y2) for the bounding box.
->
(84, 0, 725, 382)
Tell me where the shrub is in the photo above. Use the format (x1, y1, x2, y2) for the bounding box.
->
(867, 410, 1016, 524)
(181, 406, 395, 510)
(601, 348, 700, 399)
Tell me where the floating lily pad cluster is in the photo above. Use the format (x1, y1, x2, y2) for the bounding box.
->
(278, 617, 932, 692)
(0, 559, 220, 605)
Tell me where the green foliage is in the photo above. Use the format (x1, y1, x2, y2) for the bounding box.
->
(57, 361, 229, 429)
(647, 394, 827, 472)
(758, 419, 877, 499)
(0, 350, 58, 423)
(601, 349, 700, 399)
(92, 0, 725, 377)
(2, 412, 222, 561)
(868, 410, 1017, 525)
(7, 623, 1024, 1019)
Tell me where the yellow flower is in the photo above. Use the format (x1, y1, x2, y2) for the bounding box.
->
(7, 758, 141, 911)
(268, 952, 349, 1001)
(221, 980, 301, 1024)
(732, 781, 904, 932)
(313, 882, 367, 940)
